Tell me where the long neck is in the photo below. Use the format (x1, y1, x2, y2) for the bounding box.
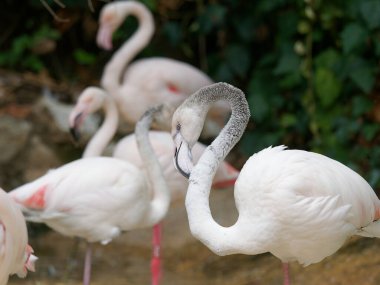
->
(83, 96, 118, 157)
(0, 190, 27, 277)
(135, 106, 170, 226)
(185, 83, 251, 255)
(100, 2, 154, 93)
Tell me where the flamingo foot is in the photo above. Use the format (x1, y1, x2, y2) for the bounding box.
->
(151, 224, 162, 285)
(282, 262, 291, 285)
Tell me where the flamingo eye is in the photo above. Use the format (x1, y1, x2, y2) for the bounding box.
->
(176, 123, 181, 131)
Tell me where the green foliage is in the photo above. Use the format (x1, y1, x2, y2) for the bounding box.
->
(2, 0, 380, 192)
(0, 25, 60, 72)
(74, 49, 97, 65)
(181, 0, 380, 191)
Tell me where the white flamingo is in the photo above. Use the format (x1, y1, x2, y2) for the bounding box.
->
(10, 107, 170, 285)
(0, 188, 37, 285)
(171, 82, 380, 285)
(96, 0, 229, 138)
(69, 87, 239, 201)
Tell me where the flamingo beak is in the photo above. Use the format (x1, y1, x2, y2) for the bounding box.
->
(69, 112, 84, 142)
(173, 133, 193, 179)
(20, 244, 37, 276)
(25, 254, 38, 272)
(97, 23, 113, 50)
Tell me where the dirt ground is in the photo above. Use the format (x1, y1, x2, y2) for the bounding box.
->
(8, 187, 380, 285)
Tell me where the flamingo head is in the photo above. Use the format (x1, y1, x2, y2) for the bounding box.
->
(172, 102, 206, 179)
(69, 87, 107, 141)
(97, 4, 124, 50)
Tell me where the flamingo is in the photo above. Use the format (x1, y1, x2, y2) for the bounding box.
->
(10, 106, 170, 285)
(96, 0, 229, 138)
(171, 82, 380, 285)
(69, 87, 239, 201)
(0, 187, 37, 285)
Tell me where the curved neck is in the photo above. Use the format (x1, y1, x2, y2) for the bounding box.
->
(185, 83, 251, 255)
(83, 96, 118, 157)
(135, 106, 170, 225)
(101, 2, 154, 93)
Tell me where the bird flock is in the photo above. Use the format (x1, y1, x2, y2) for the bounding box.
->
(2, 1, 380, 285)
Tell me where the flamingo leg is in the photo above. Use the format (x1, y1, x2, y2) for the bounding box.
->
(282, 262, 291, 285)
(83, 242, 93, 285)
(151, 223, 162, 285)
(63, 237, 80, 281)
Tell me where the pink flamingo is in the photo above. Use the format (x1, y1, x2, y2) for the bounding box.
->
(172, 82, 380, 285)
(96, 0, 229, 138)
(0, 187, 37, 285)
(69, 87, 239, 201)
(69, 87, 238, 283)
(10, 106, 170, 285)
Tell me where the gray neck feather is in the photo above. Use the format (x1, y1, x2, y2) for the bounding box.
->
(189, 82, 250, 165)
(135, 105, 170, 225)
(184, 82, 250, 255)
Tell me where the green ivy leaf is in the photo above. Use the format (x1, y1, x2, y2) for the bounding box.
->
(23, 56, 44, 71)
(280, 113, 297, 128)
(315, 68, 342, 107)
(349, 67, 375, 93)
(340, 23, 368, 54)
(225, 45, 250, 77)
(374, 37, 380, 57)
(198, 4, 226, 34)
(74, 49, 96, 65)
(352, 96, 373, 117)
(368, 169, 380, 188)
(140, 0, 157, 11)
(362, 124, 380, 141)
(315, 49, 341, 70)
(273, 51, 300, 75)
(214, 63, 234, 82)
(360, 0, 380, 29)
(162, 22, 182, 46)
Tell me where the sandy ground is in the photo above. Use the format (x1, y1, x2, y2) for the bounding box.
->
(9, 187, 380, 285)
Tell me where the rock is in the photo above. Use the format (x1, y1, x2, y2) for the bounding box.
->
(23, 136, 61, 182)
(0, 115, 31, 164)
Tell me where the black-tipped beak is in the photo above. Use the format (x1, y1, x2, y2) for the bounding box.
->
(69, 127, 80, 142)
(174, 142, 190, 179)
(69, 113, 83, 142)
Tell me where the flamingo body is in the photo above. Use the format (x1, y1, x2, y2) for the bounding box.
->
(97, 1, 229, 138)
(233, 145, 379, 266)
(114, 130, 239, 201)
(71, 87, 239, 202)
(171, 83, 380, 284)
(10, 157, 153, 244)
(116, 57, 216, 126)
(0, 188, 36, 285)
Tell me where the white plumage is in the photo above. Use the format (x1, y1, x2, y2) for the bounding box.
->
(97, 1, 229, 138)
(172, 82, 380, 284)
(11, 105, 170, 285)
(70, 87, 239, 202)
(0, 188, 36, 285)
(10, 157, 157, 244)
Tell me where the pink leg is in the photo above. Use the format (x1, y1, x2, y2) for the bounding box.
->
(151, 223, 162, 285)
(282, 262, 291, 285)
(83, 242, 92, 285)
